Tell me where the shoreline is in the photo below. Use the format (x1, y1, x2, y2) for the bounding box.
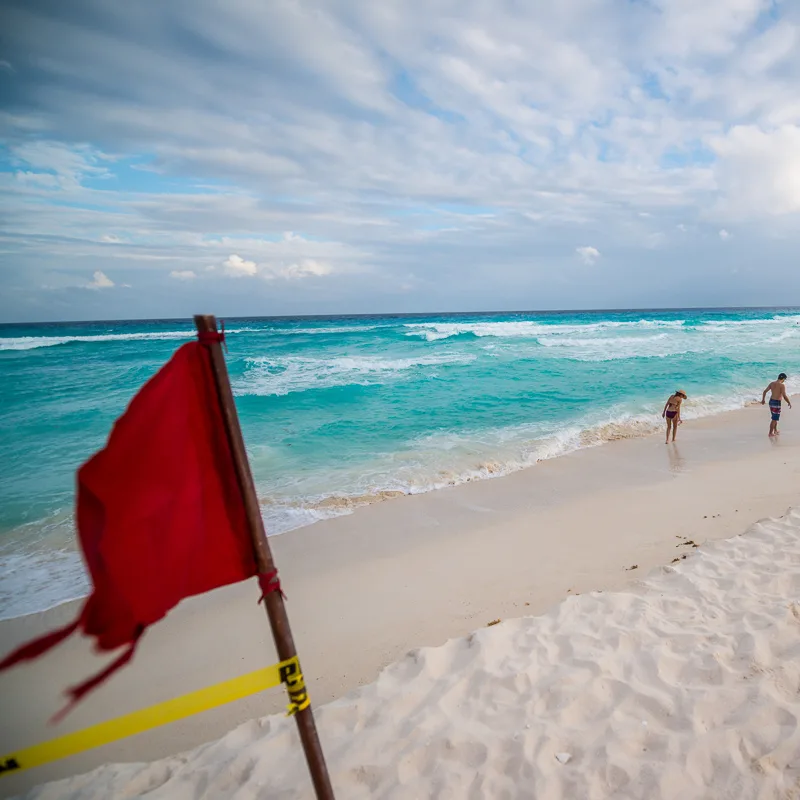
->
(257, 388, 792, 531)
(1, 399, 798, 796)
(1, 388, 795, 623)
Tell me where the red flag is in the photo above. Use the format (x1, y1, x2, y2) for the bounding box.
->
(0, 340, 259, 717)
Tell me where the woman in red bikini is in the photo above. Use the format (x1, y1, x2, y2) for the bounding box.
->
(662, 390, 687, 444)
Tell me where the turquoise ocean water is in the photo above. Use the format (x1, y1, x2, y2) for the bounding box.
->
(1, 308, 799, 618)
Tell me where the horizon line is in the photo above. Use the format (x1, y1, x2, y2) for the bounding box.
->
(1, 305, 799, 328)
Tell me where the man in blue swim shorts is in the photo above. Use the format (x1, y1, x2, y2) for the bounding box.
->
(761, 372, 792, 437)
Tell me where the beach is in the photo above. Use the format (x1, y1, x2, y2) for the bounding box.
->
(4, 0, 800, 793)
(2, 398, 799, 798)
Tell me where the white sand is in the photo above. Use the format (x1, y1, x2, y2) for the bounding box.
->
(2, 401, 799, 798)
(20, 508, 800, 799)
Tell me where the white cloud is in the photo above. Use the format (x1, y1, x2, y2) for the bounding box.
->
(719, 229, 730, 240)
(263, 259, 333, 280)
(710, 125, 800, 218)
(170, 270, 197, 280)
(15, 172, 62, 188)
(0, 60, 13, 73)
(740, 20, 798, 75)
(223, 254, 258, 277)
(11, 142, 109, 190)
(86, 270, 114, 289)
(101, 234, 123, 243)
(576, 246, 600, 265)
(650, 0, 768, 58)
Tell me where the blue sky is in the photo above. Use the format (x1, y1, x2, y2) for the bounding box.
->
(0, 0, 799, 322)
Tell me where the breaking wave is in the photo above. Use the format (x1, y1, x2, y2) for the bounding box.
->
(404, 315, 800, 342)
(262, 325, 382, 336)
(403, 319, 689, 341)
(698, 315, 800, 330)
(0, 329, 255, 351)
(235, 352, 476, 396)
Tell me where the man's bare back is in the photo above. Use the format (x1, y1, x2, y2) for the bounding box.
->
(765, 380, 790, 403)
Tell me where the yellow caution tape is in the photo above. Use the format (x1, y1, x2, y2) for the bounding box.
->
(284, 670, 310, 717)
(0, 655, 306, 777)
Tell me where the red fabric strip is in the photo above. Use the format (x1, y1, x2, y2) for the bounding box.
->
(197, 321, 226, 351)
(0, 619, 79, 671)
(50, 629, 144, 724)
(257, 569, 286, 602)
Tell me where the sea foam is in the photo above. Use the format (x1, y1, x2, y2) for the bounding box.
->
(234, 352, 476, 396)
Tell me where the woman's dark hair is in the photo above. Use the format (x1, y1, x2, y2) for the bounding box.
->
(779, 372, 788, 380)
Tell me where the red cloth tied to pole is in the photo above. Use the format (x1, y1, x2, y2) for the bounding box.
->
(198, 320, 226, 350)
(258, 569, 286, 602)
(0, 341, 256, 717)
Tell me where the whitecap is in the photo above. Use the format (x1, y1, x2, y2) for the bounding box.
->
(403, 319, 687, 341)
(235, 353, 476, 396)
(265, 325, 381, 335)
(0, 328, 255, 351)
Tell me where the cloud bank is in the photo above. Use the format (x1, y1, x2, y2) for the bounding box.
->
(0, 0, 799, 320)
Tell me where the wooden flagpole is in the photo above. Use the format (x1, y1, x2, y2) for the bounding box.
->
(194, 315, 335, 800)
